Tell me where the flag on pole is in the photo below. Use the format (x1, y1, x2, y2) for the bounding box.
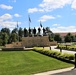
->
(29, 16, 31, 22)
(40, 21, 42, 27)
(17, 21, 18, 28)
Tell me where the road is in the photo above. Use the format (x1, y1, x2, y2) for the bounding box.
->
(52, 68, 76, 75)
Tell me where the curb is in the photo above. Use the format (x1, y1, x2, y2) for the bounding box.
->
(34, 67, 74, 75)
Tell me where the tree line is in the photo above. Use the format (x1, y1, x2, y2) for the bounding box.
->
(0, 27, 54, 46)
(54, 33, 76, 43)
(0, 27, 75, 46)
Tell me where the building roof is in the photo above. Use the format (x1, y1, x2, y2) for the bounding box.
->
(55, 32, 76, 37)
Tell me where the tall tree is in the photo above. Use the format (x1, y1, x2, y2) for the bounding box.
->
(38, 27, 41, 36)
(64, 33, 74, 42)
(45, 27, 52, 35)
(43, 27, 46, 36)
(18, 27, 23, 37)
(33, 27, 36, 36)
(28, 28, 31, 36)
(54, 34, 62, 43)
(0, 32, 9, 45)
(12, 28, 18, 34)
(1, 28, 10, 36)
(9, 33, 18, 43)
(24, 28, 28, 37)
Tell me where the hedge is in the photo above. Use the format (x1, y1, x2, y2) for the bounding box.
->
(33, 47, 75, 64)
(57, 44, 76, 51)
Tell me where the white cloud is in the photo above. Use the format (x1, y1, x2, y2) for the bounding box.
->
(0, 13, 12, 21)
(0, 14, 21, 30)
(14, 14, 21, 17)
(39, 0, 73, 12)
(71, 0, 76, 9)
(0, 21, 21, 29)
(52, 24, 60, 26)
(38, 15, 55, 22)
(51, 25, 76, 33)
(28, 0, 76, 13)
(28, 8, 38, 13)
(0, 4, 13, 10)
(9, 0, 16, 2)
(28, 0, 73, 13)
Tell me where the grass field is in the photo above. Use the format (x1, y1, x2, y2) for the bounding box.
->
(0, 51, 73, 75)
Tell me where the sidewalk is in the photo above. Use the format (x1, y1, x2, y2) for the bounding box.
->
(34, 46, 75, 75)
(34, 67, 74, 75)
(44, 46, 76, 54)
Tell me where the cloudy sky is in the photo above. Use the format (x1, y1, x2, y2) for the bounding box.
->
(0, 0, 76, 33)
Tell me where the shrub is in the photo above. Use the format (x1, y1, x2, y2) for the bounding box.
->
(33, 47, 75, 61)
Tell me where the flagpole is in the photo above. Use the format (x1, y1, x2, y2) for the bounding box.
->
(28, 15, 31, 28)
(28, 15, 31, 37)
(29, 20, 30, 28)
(17, 21, 19, 42)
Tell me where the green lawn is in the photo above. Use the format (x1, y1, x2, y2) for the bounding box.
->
(0, 51, 73, 75)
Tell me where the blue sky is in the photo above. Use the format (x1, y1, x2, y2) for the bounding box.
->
(0, 0, 76, 33)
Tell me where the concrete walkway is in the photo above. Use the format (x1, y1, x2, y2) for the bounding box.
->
(34, 67, 74, 75)
(44, 46, 76, 54)
(34, 46, 76, 75)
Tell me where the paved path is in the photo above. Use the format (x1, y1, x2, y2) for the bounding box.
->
(52, 68, 76, 75)
(34, 46, 76, 75)
(34, 67, 74, 75)
(44, 46, 76, 54)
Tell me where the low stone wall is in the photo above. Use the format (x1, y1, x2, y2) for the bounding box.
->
(5, 36, 57, 48)
(5, 42, 23, 48)
(49, 41, 57, 46)
(22, 36, 50, 47)
(2, 47, 25, 51)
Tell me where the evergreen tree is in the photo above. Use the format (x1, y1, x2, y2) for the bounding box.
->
(0, 32, 9, 45)
(24, 28, 28, 37)
(9, 33, 18, 43)
(54, 34, 62, 43)
(43, 27, 46, 36)
(38, 27, 41, 36)
(1, 28, 10, 36)
(18, 27, 23, 37)
(33, 27, 36, 36)
(64, 33, 74, 42)
(28, 28, 31, 36)
(12, 28, 18, 34)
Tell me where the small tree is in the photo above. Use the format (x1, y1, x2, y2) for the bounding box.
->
(43, 27, 46, 36)
(28, 28, 32, 36)
(9, 33, 18, 43)
(33, 27, 36, 36)
(1, 28, 10, 36)
(12, 28, 18, 34)
(54, 34, 62, 43)
(1, 32, 9, 45)
(64, 33, 74, 42)
(18, 27, 23, 37)
(38, 27, 41, 36)
(24, 28, 29, 37)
